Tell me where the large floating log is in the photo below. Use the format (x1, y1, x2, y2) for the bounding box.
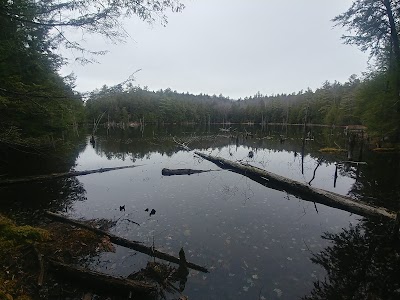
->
(194, 152, 396, 220)
(45, 211, 208, 273)
(49, 260, 157, 294)
(161, 168, 217, 176)
(0, 165, 140, 187)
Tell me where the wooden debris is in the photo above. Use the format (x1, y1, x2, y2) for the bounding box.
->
(0, 165, 141, 186)
(161, 168, 217, 176)
(49, 260, 157, 294)
(318, 147, 346, 153)
(45, 211, 208, 273)
(337, 161, 367, 165)
(219, 128, 231, 132)
(194, 152, 396, 220)
(33, 243, 45, 287)
(372, 147, 398, 152)
(172, 137, 191, 151)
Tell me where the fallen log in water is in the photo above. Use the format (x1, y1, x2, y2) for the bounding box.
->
(49, 260, 157, 294)
(194, 152, 396, 220)
(45, 211, 208, 273)
(161, 168, 217, 176)
(0, 165, 140, 187)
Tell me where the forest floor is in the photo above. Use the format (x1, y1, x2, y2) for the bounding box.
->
(0, 214, 164, 300)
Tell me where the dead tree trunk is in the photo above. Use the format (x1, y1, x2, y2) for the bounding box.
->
(194, 152, 396, 220)
(161, 168, 217, 176)
(45, 211, 208, 273)
(0, 165, 140, 187)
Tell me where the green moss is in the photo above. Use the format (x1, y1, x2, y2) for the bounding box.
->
(0, 215, 44, 300)
(0, 215, 49, 249)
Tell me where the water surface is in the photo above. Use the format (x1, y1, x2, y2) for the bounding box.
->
(1, 124, 399, 299)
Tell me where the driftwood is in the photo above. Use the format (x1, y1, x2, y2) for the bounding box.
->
(194, 152, 396, 220)
(45, 211, 208, 273)
(49, 260, 157, 294)
(172, 137, 191, 151)
(33, 244, 45, 287)
(337, 161, 367, 165)
(162, 168, 216, 176)
(0, 165, 140, 187)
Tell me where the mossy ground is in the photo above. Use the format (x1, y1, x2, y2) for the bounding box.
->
(0, 214, 113, 300)
(0, 215, 49, 300)
(0, 215, 180, 300)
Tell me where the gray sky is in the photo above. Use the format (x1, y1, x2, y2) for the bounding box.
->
(59, 0, 369, 99)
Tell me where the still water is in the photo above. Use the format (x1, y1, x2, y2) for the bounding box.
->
(1, 124, 399, 299)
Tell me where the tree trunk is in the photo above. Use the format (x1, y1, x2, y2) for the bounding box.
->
(0, 165, 140, 186)
(45, 211, 208, 273)
(383, 0, 400, 140)
(194, 152, 396, 220)
(161, 168, 217, 176)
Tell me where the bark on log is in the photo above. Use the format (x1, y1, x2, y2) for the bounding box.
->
(0, 165, 140, 187)
(194, 152, 396, 220)
(45, 211, 208, 273)
(33, 244, 45, 287)
(162, 168, 216, 176)
(49, 260, 157, 294)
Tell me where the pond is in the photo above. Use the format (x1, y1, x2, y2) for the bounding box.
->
(1, 124, 399, 299)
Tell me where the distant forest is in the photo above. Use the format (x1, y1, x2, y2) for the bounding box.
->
(86, 71, 396, 139)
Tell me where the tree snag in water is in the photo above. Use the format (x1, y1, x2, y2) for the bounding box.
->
(195, 152, 396, 220)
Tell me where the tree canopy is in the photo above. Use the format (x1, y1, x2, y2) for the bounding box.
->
(0, 0, 184, 59)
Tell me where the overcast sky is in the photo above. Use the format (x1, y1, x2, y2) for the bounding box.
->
(59, 0, 369, 99)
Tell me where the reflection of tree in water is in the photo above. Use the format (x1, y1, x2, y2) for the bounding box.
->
(0, 132, 88, 223)
(303, 220, 400, 300)
(0, 177, 87, 223)
(93, 125, 347, 163)
(346, 152, 400, 211)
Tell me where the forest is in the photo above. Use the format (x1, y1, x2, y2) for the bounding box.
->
(1, 0, 400, 150)
(85, 75, 379, 131)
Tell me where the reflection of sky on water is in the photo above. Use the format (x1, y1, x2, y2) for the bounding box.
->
(72, 139, 359, 300)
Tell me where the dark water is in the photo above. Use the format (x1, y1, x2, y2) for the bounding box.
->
(1, 124, 399, 299)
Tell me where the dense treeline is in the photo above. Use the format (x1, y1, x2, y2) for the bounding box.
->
(85, 72, 397, 139)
